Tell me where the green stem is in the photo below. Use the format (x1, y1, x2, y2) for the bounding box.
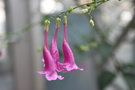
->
(4, 0, 109, 43)
(47, 0, 109, 20)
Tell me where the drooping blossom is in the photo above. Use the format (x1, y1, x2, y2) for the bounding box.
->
(38, 20, 64, 81)
(50, 18, 67, 72)
(62, 16, 84, 71)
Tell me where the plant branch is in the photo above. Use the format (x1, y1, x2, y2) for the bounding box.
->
(3, 0, 109, 44)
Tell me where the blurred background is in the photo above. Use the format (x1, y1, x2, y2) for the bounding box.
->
(0, 0, 135, 90)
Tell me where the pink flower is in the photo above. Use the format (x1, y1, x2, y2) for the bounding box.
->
(50, 18, 66, 72)
(38, 20, 64, 81)
(62, 16, 84, 71)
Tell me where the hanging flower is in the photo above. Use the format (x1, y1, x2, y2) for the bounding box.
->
(50, 18, 66, 72)
(38, 20, 64, 81)
(62, 16, 84, 71)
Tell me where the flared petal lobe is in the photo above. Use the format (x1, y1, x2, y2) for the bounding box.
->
(38, 46, 64, 81)
(62, 39, 83, 71)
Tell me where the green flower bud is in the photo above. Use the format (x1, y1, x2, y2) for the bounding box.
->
(56, 17, 61, 28)
(82, 9, 89, 14)
(45, 20, 48, 24)
(47, 20, 51, 24)
(67, 7, 73, 13)
(44, 20, 51, 32)
(45, 20, 51, 24)
(64, 16, 67, 25)
(89, 19, 94, 27)
(56, 17, 61, 22)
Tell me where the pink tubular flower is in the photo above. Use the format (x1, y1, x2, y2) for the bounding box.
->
(38, 20, 64, 81)
(50, 18, 67, 72)
(62, 16, 84, 71)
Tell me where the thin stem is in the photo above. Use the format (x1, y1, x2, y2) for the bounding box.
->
(47, 0, 108, 20)
(4, 0, 109, 44)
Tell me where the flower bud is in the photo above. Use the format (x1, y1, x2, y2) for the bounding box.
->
(64, 16, 67, 25)
(44, 20, 48, 24)
(44, 20, 51, 32)
(82, 9, 89, 14)
(56, 17, 61, 28)
(67, 7, 73, 13)
(89, 19, 94, 27)
(45, 20, 51, 24)
(56, 17, 61, 22)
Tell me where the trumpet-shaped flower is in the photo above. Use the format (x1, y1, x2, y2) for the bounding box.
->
(50, 18, 66, 72)
(62, 16, 84, 71)
(38, 20, 64, 81)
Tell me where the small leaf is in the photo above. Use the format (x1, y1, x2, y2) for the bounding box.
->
(43, 15, 49, 19)
(89, 42, 98, 47)
(98, 70, 116, 90)
(79, 44, 89, 51)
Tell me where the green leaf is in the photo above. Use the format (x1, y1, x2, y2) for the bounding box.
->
(98, 70, 116, 90)
(122, 64, 135, 69)
(123, 72, 135, 89)
(89, 42, 98, 47)
(79, 44, 89, 51)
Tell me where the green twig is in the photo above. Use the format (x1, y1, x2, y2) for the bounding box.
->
(3, 0, 109, 45)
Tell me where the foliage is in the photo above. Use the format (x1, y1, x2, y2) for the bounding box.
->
(98, 70, 116, 90)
